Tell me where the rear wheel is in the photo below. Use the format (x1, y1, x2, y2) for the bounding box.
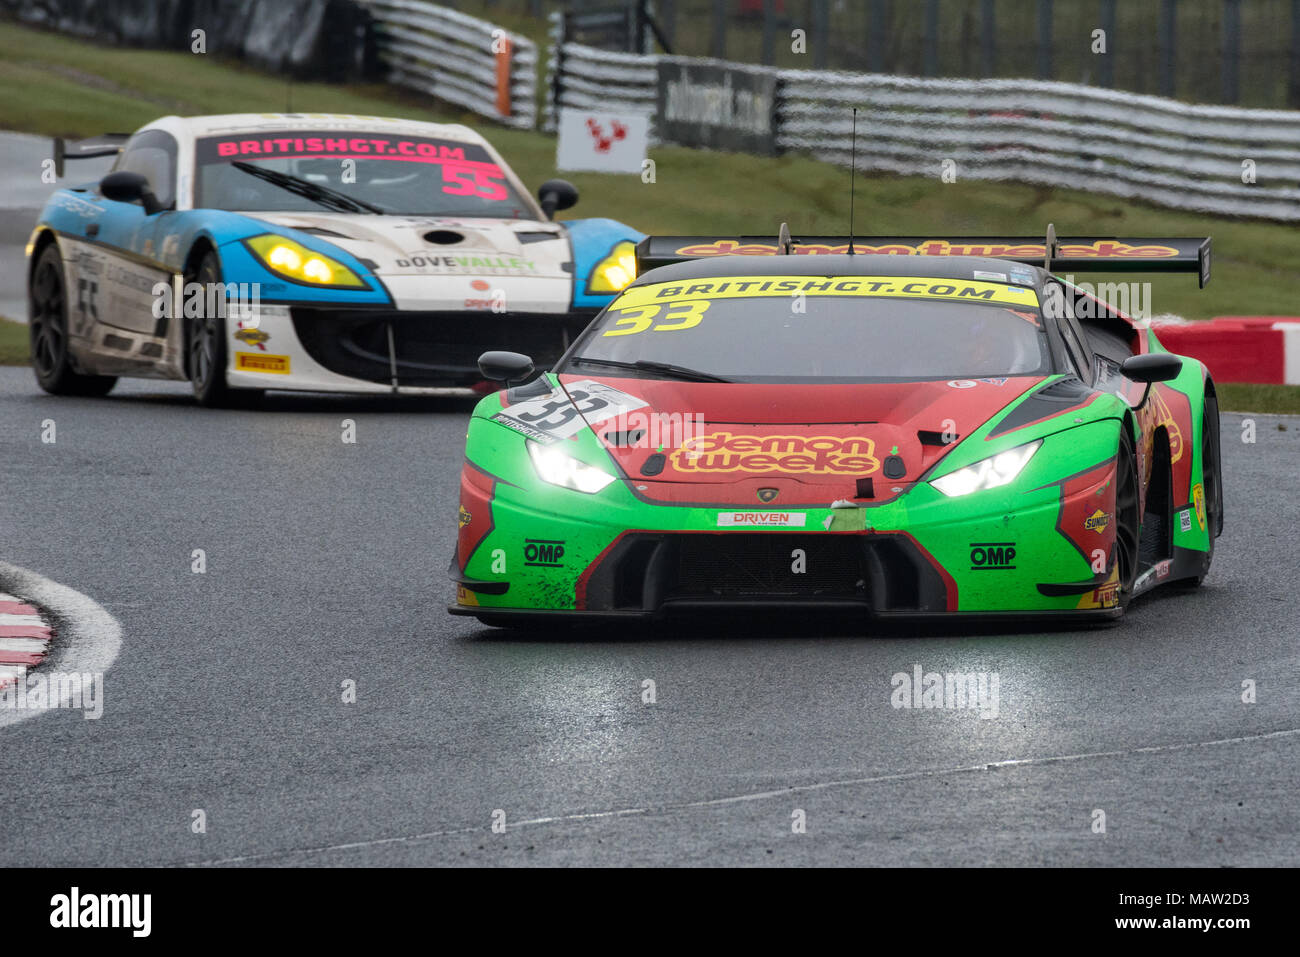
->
(1114, 427, 1141, 606)
(28, 244, 117, 397)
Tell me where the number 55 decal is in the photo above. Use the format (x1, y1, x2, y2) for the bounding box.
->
(442, 163, 507, 201)
(602, 299, 710, 337)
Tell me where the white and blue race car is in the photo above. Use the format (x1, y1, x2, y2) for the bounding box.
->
(27, 113, 642, 404)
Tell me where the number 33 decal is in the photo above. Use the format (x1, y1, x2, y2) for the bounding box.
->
(602, 300, 710, 337)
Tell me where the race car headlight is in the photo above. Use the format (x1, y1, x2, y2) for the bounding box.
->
(930, 440, 1042, 497)
(586, 240, 637, 294)
(244, 234, 366, 288)
(528, 441, 616, 493)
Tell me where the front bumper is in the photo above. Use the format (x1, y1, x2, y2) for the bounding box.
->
(225, 306, 596, 393)
(449, 453, 1125, 621)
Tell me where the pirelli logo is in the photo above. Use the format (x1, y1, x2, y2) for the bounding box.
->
(235, 352, 290, 374)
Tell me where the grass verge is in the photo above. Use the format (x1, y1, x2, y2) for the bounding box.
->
(1217, 384, 1300, 415)
(0, 317, 28, 365)
(5, 22, 1300, 317)
(2, 21, 1299, 409)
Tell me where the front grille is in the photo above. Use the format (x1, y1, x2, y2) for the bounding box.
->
(582, 532, 951, 613)
(674, 534, 864, 598)
(291, 309, 595, 387)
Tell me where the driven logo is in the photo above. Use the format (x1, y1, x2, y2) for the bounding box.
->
(717, 511, 807, 527)
(524, 539, 565, 567)
(970, 542, 1016, 570)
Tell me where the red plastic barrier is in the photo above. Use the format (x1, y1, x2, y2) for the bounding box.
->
(1152, 317, 1300, 385)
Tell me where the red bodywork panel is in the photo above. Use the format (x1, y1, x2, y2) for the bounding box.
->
(559, 374, 1044, 506)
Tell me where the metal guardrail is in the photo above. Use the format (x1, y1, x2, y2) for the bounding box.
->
(546, 40, 1300, 221)
(365, 0, 538, 130)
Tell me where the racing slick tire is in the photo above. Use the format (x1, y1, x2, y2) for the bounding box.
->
(185, 249, 262, 409)
(1114, 426, 1141, 610)
(1176, 390, 1223, 588)
(28, 244, 117, 397)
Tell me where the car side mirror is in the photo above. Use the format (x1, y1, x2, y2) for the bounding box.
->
(537, 179, 578, 220)
(478, 350, 535, 386)
(1121, 353, 1182, 407)
(100, 170, 163, 215)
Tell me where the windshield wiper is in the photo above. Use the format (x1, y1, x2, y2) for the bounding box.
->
(568, 356, 732, 383)
(230, 161, 386, 215)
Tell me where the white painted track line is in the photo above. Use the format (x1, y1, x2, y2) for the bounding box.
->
(0, 562, 122, 728)
(0, 637, 49, 653)
(0, 614, 46, 628)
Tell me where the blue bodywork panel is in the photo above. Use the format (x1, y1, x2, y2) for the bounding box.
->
(563, 217, 645, 311)
(34, 188, 643, 311)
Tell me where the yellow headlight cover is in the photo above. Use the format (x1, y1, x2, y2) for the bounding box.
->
(245, 234, 366, 288)
(587, 240, 638, 294)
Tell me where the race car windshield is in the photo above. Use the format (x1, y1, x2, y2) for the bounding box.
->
(193, 131, 533, 217)
(561, 276, 1051, 382)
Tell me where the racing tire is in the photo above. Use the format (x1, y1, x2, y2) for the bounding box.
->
(1113, 427, 1141, 608)
(185, 249, 261, 408)
(1177, 391, 1223, 588)
(28, 244, 117, 397)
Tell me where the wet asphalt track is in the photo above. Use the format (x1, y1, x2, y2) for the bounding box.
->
(0, 366, 1297, 866)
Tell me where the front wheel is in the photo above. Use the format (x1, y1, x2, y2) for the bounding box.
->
(1178, 392, 1223, 587)
(28, 244, 117, 397)
(185, 249, 248, 408)
(1113, 427, 1141, 608)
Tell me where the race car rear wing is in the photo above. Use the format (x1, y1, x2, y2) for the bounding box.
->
(52, 133, 130, 178)
(635, 226, 1213, 287)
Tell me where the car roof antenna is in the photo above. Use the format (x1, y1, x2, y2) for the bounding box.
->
(847, 107, 857, 255)
(1044, 222, 1057, 272)
(777, 222, 793, 255)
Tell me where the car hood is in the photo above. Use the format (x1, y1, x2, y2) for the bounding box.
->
(243, 211, 574, 311)
(556, 373, 1045, 506)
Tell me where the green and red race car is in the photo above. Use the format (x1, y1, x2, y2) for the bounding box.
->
(448, 228, 1223, 628)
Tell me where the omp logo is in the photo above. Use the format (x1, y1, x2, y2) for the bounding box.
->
(970, 542, 1016, 570)
(50, 887, 151, 937)
(672, 433, 879, 475)
(1085, 509, 1112, 533)
(524, 539, 565, 567)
